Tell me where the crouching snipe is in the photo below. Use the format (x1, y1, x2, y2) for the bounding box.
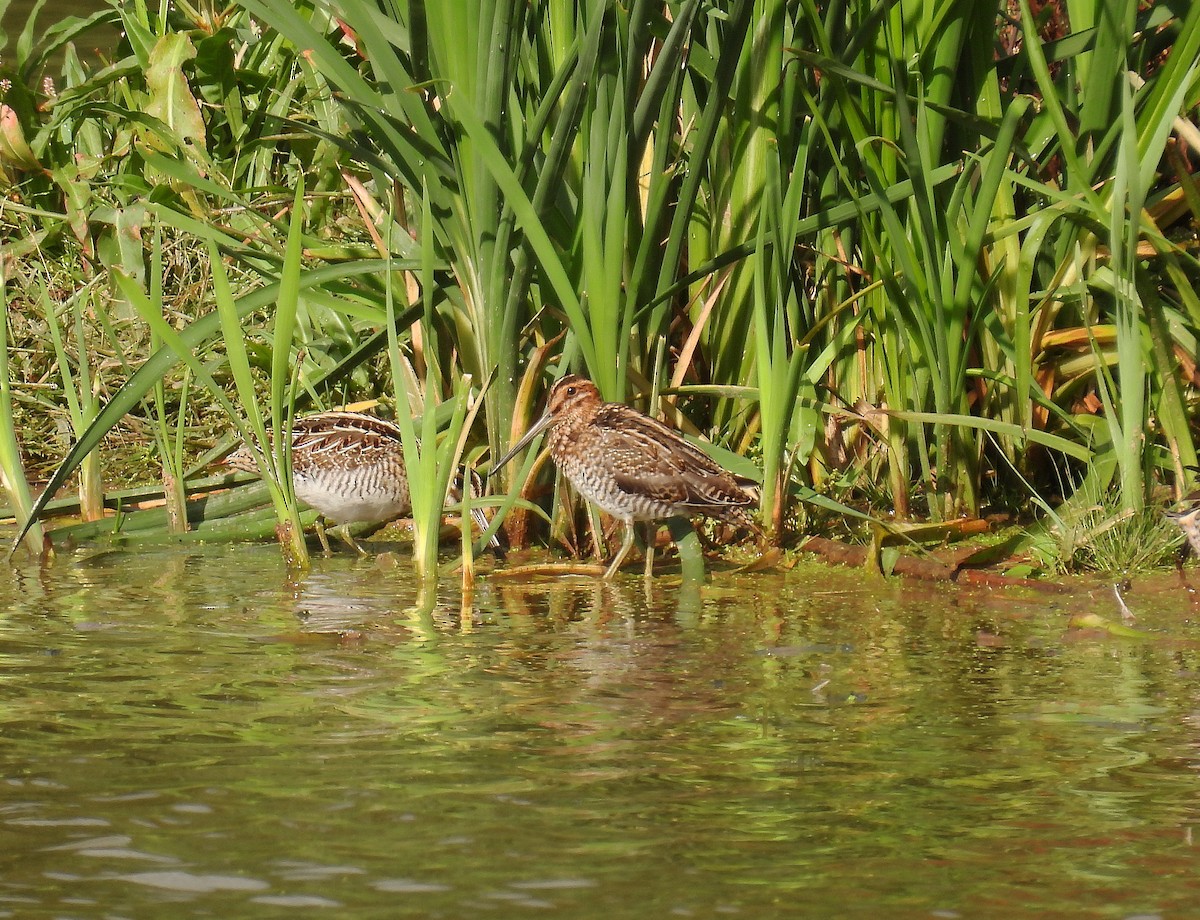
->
(491, 375, 758, 578)
(225, 411, 495, 556)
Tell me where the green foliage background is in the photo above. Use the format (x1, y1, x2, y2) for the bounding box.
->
(1, 0, 1198, 571)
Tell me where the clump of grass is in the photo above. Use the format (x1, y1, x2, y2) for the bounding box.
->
(1068, 504, 1184, 577)
(2, 237, 269, 499)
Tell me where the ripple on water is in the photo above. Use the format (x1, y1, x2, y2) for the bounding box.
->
(3, 548, 1200, 917)
(117, 871, 271, 893)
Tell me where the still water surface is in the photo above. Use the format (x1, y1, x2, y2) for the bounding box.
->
(2, 542, 1200, 918)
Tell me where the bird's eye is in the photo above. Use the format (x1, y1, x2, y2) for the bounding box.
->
(566, 386, 576, 395)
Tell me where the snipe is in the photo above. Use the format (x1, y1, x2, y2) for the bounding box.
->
(491, 375, 758, 578)
(1167, 505, 1200, 558)
(225, 410, 496, 555)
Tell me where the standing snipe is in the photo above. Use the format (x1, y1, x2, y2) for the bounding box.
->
(491, 375, 758, 578)
(225, 410, 496, 555)
(1168, 504, 1200, 588)
(1168, 505, 1200, 558)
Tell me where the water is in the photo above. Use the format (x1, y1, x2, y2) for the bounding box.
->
(1, 0, 108, 37)
(1, 0, 116, 63)
(2, 541, 1200, 918)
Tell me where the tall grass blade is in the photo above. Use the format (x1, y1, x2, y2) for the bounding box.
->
(1, 276, 45, 557)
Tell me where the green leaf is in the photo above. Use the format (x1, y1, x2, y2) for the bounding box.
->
(144, 33, 207, 153)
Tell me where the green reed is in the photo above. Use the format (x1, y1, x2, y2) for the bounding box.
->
(4, 0, 1200, 574)
(0, 276, 45, 557)
(40, 282, 105, 522)
(382, 194, 480, 585)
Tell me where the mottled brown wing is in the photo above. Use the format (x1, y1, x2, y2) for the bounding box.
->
(275, 413, 402, 481)
(291, 413, 402, 462)
(224, 412, 403, 475)
(595, 406, 755, 516)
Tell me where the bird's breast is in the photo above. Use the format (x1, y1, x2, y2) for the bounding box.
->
(293, 456, 410, 524)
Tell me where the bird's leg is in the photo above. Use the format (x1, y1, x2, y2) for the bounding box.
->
(603, 522, 637, 579)
(1178, 543, 1195, 595)
(314, 517, 334, 556)
(334, 523, 368, 556)
(587, 504, 607, 565)
(643, 522, 656, 578)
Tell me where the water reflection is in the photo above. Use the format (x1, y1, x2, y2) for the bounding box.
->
(286, 567, 414, 635)
(3, 546, 1200, 916)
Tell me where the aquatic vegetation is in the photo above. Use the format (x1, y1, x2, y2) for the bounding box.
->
(1, 0, 1198, 577)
